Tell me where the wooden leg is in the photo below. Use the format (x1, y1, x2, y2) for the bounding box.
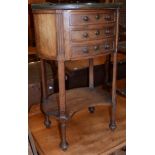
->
(105, 54, 111, 86)
(58, 60, 68, 150)
(109, 9, 119, 131)
(109, 54, 117, 131)
(88, 59, 95, 113)
(40, 59, 51, 128)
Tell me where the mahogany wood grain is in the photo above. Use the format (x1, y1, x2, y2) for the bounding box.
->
(33, 13, 57, 59)
(70, 25, 115, 42)
(69, 10, 115, 26)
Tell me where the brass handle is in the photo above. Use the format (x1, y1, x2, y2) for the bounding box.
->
(95, 14, 100, 20)
(95, 30, 100, 36)
(104, 44, 110, 49)
(83, 16, 89, 21)
(94, 45, 99, 51)
(105, 29, 111, 34)
(104, 15, 111, 21)
(83, 32, 88, 38)
(82, 47, 89, 53)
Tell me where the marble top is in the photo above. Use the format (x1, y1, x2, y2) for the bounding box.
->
(31, 2, 122, 10)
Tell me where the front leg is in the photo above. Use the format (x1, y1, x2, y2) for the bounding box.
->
(58, 60, 69, 150)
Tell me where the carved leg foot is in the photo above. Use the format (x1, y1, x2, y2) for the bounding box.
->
(59, 141, 69, 151)
(59, 118, 69, 151)
(44, 115, 51, 128)
(88, 107, 95, 113)
(109, 121, 117, 131)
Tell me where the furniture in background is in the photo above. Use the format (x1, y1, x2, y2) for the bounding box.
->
(32, 2, 121, 150)
(65, 56, 125, 89)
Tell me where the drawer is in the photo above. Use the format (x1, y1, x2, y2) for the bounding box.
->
(70, 26, 115, 42)
(69, 11, 115, 26)
(71, 39, 114, 58)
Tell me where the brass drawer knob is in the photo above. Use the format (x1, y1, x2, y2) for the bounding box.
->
(104, 15, 111, 21)
(95, 30, 100, 36)
(82, 16, 89, 21)
(104, 44, 110, 49)
(105, 29, 111, 34)
(95, 14, 100, 20)
(94, 45, 99, 51)
(82, 47, 89, 53)
(83, 32, 88, 38)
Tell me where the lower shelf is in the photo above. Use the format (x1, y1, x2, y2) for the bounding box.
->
(43, 86, 112, 119)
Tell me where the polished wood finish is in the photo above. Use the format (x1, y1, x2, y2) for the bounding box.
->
(32, 3, 120, 150)
(109, 8, 119, 130)
(29, 87, 126, 154)
(32, 8, 119, 61)
(33, 14, 57, 59)
(43, 86, 112, 117)
(63, 9, 116, 60)
(70, 24, 115, 42)
(69, 10, 115, 26)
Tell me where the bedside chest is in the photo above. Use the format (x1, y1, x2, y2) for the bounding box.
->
(32, 2, 121, 150)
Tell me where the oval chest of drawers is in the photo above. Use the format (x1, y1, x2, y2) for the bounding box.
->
(32, 3, 121, 150)
(63, 10, 117, 60)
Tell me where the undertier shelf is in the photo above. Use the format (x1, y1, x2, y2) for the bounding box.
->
(43, 86, 112, 119)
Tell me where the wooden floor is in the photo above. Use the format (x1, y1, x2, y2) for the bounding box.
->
(29, 83, 126, 155)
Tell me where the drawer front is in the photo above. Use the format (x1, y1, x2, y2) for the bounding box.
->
(71, 39, 114, 58)
(70, 26, 115, 42)
(70, 11, 115, 26)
